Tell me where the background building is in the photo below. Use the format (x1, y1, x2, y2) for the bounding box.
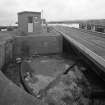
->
(18, 11, 42, 34)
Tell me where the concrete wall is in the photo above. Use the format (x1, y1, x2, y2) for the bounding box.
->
(0, 37, 14, 69)
(5, 40, 13, 64)
(0, 42, 5, 68)
(13, 33, 62, 58)
(18, 13, 28, 33)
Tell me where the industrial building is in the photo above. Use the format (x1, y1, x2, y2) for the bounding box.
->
(18, 11, 42, 34)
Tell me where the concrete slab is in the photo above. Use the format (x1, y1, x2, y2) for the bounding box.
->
(55, 26, 105, 72)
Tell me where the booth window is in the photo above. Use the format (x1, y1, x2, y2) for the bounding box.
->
(28, 16, 33, 23)
(34, 16, 38, 23)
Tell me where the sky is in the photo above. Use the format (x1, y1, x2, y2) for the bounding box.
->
(0, 0, 105, 25)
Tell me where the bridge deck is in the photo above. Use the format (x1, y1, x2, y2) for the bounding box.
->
(55, 26, 105, 72)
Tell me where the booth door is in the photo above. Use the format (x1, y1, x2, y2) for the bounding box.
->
(28, 23, 33, 32)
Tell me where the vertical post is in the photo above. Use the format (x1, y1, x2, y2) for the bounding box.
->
(16, 58, 22, 87)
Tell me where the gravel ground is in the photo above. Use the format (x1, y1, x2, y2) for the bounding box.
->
(23, 55, 92, 105)
(25, 65, 92, 105)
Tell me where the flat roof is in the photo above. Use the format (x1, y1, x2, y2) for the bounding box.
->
(18, 11, 41, 15)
